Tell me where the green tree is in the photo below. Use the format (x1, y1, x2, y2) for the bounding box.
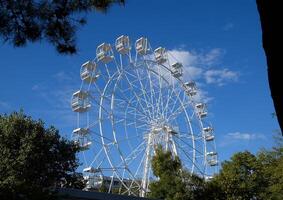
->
(0, 0, 125, 54)
(182, 171, 207, 200)
(148, 145, 188, 200)
(148, 145, 207, 200)
(257, 134, 283, 200)
(0, 111, 84, 200)
(213, 151, 264, 200)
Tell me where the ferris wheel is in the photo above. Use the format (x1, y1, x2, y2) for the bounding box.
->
(71, 35, 218, 197)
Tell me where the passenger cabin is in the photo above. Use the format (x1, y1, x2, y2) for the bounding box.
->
(184, 81, 197, 96)
(195, 103, 207, 118)
(207, 152, 218, 166)
(71, 90, 91, 112)
(203, 127, 214, 141)
(154, 47, 167, 64)
(115, 35, 130, 54)
(207, 159, 218, 166)
(81, 61, 99, 83)
(84, 175, 132, 191)
(135, 37, 149, 55)
(96, 43, 113, 63)
(206, 151, 217, 156)
(171, 62, 183, 78)
(73, 128, 89, 136)
(83, 167, 101, 173)
(80, 141, 92, 151)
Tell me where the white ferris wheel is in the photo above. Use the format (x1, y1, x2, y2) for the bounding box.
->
(71, 35, 218, 197)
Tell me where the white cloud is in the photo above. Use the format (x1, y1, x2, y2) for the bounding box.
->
(222, 22, 234, 31)
(167, 49, 198, 67)
(226, 132, 266, 140)
(53, 71, 74, 82)
(167, 48, 238, 86)
(0, 100, 11, 110)
(198, 48, 224, 66)
(204, 69, 239, 86)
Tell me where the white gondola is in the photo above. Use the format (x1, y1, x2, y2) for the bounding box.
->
(207, 151, 218, 166)
(208, 159, 218, 166)
(203, 127, 214, 141)
(84, 175, 103, 190)
(154, 47, 167, 64)
(115, 35, 130, 54)
(203, 126, 213, 132)
(71, 90, 91, 112)
(206, 151, 217, 156)
(83, 167, 101, 173)
(73, 128, 89, 136)
(184, 81, 197, 96)
(81, 141, 92, 150)
(135, 37, 149, 55)
(205, 134, 214, 141)
(81, 61, 99, 83)
(195, 103, 207, 118)
(171, 62, 183, 78)
(96, 43, 113, 63)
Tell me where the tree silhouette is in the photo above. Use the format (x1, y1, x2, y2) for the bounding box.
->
(256, 0, 283, 135)
(0, 0, 124, 54)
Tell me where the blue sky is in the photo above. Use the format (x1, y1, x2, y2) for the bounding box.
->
(0, 0, 280, 166)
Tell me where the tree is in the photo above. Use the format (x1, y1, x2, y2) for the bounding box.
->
(0, 111, 84, 200)
(257, 134, 283, 200)
(256, 0, 283, 135)
(148, 145, 188, 200)
(148, 145, 206, 200)
(213, 151, 265, 200)
(0, 0, 125, 54)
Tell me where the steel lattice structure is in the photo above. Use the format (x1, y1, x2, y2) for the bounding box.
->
(71, 36, 218, 197)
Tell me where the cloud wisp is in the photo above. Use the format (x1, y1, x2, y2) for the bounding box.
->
(204, 69, 238, 86)
(226, 132, 266, 140)
(167, 48, 238, 86)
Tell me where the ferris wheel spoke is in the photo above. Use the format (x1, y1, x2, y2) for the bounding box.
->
(118, 141, 146, 167)
(174, 134, 203, 156)
(114, 99, 148, 120)
(112, 133, 144, 145)
(89, 129, 113, 143)
(143, 61, 158, 120)
(167, 102, 190, 121)
(88, 147, 105, 167)
(165, 88, 184, 119)
(114, 83, 151, 118)
(174, 141, 205, 176)
(124, 69, 154, 119)
(155, 65, 166, 119)
(113, 112, 150, 127)
(162, 85, 176, 117)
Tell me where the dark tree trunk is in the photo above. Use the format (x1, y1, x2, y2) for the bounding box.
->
(256, 0, 283, 135)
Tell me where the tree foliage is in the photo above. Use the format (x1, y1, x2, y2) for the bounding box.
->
(212, 151, 264, 200)
(0, 111, 84, 200)
(257, 134, 283, 200)
(148, 146, 187, 200)
(148, 136, 283, 200)
(211, 134, 283, 200)
(0, 0, 125, 54)
(148, 145, 206, 200)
